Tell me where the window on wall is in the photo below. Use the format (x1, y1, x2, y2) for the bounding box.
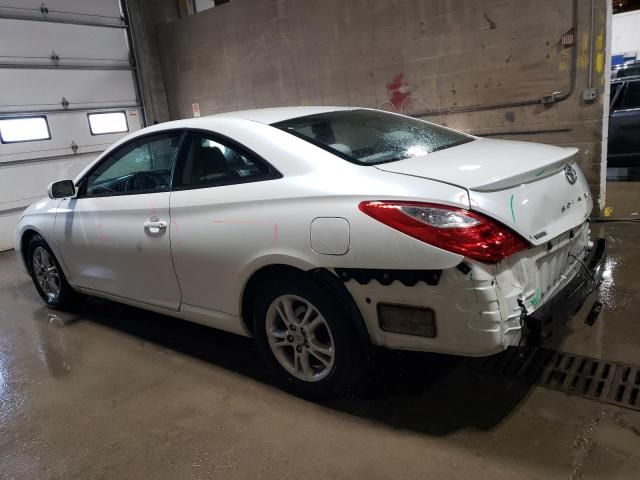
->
(88, 112, 129, 135)
(0, 116, 50, 143)
(613, 0, 640, 14)
(194, 0, 230, 13)
(194, 0, 215, 12)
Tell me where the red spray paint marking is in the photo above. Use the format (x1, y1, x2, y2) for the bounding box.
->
(386, 73, 410, 111)
(96, 223, 109, 241)
(170, 220, 180, 245)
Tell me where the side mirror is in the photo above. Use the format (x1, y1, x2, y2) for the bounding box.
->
(47, 180, 76, 199)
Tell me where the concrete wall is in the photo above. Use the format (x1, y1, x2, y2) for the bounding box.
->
(126, 0, 178, 125)
(141, 0, 609, 208)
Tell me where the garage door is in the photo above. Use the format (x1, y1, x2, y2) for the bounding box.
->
(0, 0, 143, 250)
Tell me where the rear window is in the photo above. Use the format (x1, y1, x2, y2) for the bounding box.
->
(273, 109, 473, 165)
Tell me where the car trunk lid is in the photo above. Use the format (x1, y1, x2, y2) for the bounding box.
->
(375, 138, 593, 246)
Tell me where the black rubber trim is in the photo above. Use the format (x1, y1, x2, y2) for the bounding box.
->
(334, 268, 442, 287)
(310, 268, 373, 360)
(523, 238, 606, 347)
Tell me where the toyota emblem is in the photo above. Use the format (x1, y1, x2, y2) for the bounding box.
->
(564, 164, 578, 185)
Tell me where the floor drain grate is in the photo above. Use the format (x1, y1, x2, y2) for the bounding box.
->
(607, 364, 640, 411)
(537, 351, 615, 402)
(468, 348, 640, 412)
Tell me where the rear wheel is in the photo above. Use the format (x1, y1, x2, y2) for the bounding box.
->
(27, 235, 82, 310)
(253, 273, 365, 399)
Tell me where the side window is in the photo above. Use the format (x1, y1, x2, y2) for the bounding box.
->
(176, 133, 270, 188)
(622, 81, 640, 110)
(85, 133, 182, 196)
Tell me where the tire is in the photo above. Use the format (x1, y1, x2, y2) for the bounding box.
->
(27, 234, 83, 311)
(253, 272, 366, 399)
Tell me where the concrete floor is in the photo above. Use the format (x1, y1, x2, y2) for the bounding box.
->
(2, 182, 640, 480)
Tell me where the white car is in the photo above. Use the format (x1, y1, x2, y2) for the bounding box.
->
(15, 106, 605, 398)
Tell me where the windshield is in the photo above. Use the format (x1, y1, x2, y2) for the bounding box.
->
(273, 109, 474, 165)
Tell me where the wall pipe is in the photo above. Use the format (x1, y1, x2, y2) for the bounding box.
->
(587, 0, 596, 89)
(412, 0, 579, 118)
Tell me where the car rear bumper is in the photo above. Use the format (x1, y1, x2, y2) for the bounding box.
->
(522, 237, 606, 346)
(338, 234, 605, 357)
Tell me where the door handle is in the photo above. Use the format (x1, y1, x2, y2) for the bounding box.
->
(144, 219, 167, 232)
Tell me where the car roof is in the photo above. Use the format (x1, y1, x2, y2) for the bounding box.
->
(211, 106, 356, 124)
(131, 106, 359, 137)
(82, 106, 361, 170)
(612, 74, 640, 83)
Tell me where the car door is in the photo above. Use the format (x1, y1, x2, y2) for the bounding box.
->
(55, 131, 184, 310)
(609, 79, 640, 165)
(169, 130, 280, 316)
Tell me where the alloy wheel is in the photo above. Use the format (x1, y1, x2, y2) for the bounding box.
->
(32, 246, 61, 300)
(265, 294, 336, 382)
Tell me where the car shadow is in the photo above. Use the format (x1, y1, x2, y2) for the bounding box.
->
(80, 297, 535, 437)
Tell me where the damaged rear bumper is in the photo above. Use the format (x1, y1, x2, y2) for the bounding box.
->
(523, 238, 606, 346)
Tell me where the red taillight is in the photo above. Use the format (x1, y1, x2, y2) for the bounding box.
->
(358, 201, 529, 263)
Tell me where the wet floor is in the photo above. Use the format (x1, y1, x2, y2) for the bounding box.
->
(1, 182, 640, 479)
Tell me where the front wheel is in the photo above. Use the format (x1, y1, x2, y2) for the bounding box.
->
(27, 234, 83, 310)
(253, 273, 366, 399)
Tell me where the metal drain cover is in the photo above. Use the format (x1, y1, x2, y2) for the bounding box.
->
(538, 351, 615, 402)
(607, 364, 640, 410)
(468, 348, 640, 412)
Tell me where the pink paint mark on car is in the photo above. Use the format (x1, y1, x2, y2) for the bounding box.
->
(273, 222, 278, 247)
(386, 73, 410, 111)
(170, 220, 180, 245)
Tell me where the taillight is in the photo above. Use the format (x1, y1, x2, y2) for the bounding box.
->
(358, 201, 528, 263)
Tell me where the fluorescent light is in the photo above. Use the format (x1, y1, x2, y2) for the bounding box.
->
(88, 112, 128, 135)
(0, 117, 50, 143)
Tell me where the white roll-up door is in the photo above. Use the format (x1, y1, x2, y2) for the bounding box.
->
(0, 0, 143, 250)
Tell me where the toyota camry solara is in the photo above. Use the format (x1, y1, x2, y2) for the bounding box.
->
(15, 107, 606, 398)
